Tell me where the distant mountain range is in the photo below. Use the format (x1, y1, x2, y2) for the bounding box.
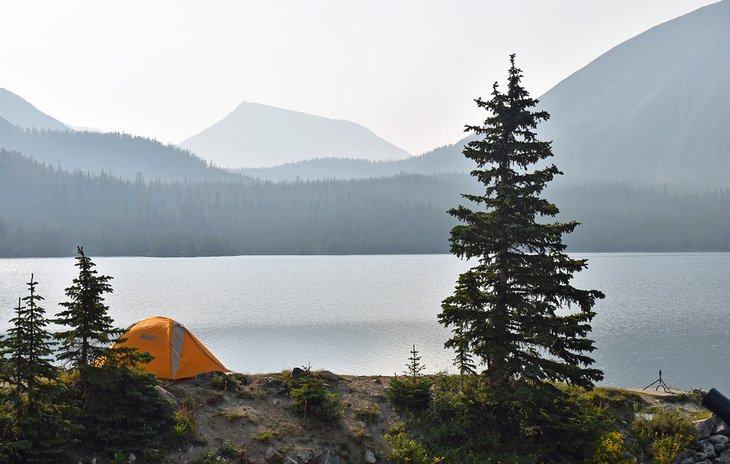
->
(0, 116, 245, 183)
(5, 0, 729, 187)
(0, 88, 67, 131)
(180, 101, 412, 168)
(1, 2, 729, 256)
(236, 1, 730, 188)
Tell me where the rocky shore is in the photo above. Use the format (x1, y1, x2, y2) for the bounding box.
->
(679, 415, 730, 464)
(141, 371, 721, 464)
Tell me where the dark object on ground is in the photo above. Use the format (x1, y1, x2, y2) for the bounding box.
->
(703, 389, 730, 425)
(262, 377, 289, 395)
(291, 367, 307, 379)
(644, 370, 673, 393)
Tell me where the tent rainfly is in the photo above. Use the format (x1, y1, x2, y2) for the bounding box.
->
(117, 316, 228, 380)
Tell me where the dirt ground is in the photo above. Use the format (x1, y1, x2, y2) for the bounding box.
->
(162, 372, 397, 464)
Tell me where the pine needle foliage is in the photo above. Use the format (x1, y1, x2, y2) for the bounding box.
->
(6, 277, 57, 400)
(74, 363, 174, 457)
(55, 246, 118, 367)
(405, 344, 426, 379)
(1, 275, 75, 463)
(439, 55, 604, 390)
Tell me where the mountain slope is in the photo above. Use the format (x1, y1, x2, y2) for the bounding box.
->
(241, 2, 730, 188)
(0, 88, 67, 131)
(180, 102, 412, 168)
(0, 116, 245, 183)
(537, 0, 730, 188)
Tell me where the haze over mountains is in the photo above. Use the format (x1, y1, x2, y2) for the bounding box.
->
(0, 93, 244, 183)
(0, 88, 67, 131)
(537, 0, 730, 189)
(237, 1, 730, 188)
(1, 2, 729, 256)
(180, 102, 412, 168)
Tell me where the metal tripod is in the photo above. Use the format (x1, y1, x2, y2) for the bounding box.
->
(643, 370, 672, 393)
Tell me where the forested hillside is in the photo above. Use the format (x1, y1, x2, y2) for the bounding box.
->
(2, 149, 729, 257)
(0, 149, 460, 256)
(235, 137, 476, 181)
(0, 117, 245, 183)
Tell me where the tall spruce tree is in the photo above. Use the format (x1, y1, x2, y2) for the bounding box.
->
(439, 55, 604, 389)
(55, 246, 118, 367)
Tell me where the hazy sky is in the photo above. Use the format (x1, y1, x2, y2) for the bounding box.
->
(0, 1, 718, 154)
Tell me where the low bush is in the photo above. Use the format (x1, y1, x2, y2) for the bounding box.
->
(250, 428, 277, 443)
(386, 375, 613, 464)
(384, 426, 444, 464)
(174, 403, 196, 442)
(632, 407, 695, 446)
(386, 375, 434, 411)
(220, 407, 256, 422)
(354, 403, 380, 423)
(592, 431, 633, 464)
(287, 368, 341, 421)
(651, 433, 692, 464)
(74, 364, 175, 457)
(208, 372, 229, 391)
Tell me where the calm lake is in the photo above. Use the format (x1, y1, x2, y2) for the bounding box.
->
(1, 254, 729, 392)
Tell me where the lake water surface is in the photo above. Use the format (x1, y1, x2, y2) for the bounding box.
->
(1, 254, 728, 392)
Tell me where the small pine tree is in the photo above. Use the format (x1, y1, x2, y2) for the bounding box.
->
(1, 275, 75, 463)
(450, 324, 476, 378)
(55, 246, 119, 367)
(405, 344, 426, 379)
(6, 277, 58, 401)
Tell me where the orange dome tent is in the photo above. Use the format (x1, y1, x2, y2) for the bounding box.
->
(117, 316, 228, 380)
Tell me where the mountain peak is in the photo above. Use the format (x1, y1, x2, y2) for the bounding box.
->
(536, 0, 730, 188)
(180, 102, 411, 168)
(0, 88, 67, 131)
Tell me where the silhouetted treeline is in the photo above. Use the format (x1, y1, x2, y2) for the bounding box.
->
(1, 149, 729, 257)
(235, 136, 477, 181)
(0, 149, 460, 256)
(556, 183, 730, 252)
(0, 116, 246, 183)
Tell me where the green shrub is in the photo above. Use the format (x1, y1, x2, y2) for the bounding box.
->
(651, 433, 692, 464)
(74, 364, 175, 456)
(384, 429, 444, 464)
(592, 431, 633, 464)
(386, 375, 434, 411)
(173, 404, 196, 441)
(208, 372, 229, 391)
(287, 368, 341, 421)
(632, 407, 695, 446)
(354, 403, 380, 423)
(387, 376, 610, 464)
(217, 439, 238, 458)
(250, 428, 277, 442)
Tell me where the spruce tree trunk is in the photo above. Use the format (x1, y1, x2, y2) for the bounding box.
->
(490, 162, 509, 385)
